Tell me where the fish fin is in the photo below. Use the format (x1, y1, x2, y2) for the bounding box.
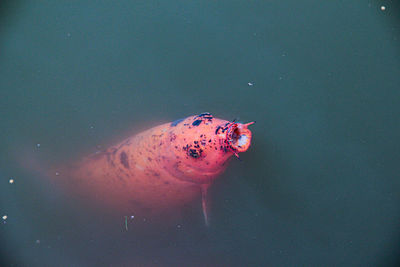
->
(201, 184, 210, 227)
(234, 153, 242, 161)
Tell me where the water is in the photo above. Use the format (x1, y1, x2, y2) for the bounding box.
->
(1, 1, 400, 266)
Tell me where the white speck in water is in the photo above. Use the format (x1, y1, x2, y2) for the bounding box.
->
(67, 32, 71, 37)
(177, 224, 182, 229)
(90, 125, 94, 129)
(247, 82, 254, 86)
(130, 215, 135, 219)
(9, 178, 14, 184)
(381, 6, 386, 11)
(36, 239, 40, 244)
(2, 215, 7, 220)
(55, 172, 59, 176)
(36, 143, 41, 148)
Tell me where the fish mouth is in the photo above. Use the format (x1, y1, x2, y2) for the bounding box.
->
(226, 121, 254, 153)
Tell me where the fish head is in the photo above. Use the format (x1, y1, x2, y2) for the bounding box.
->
(164, 113, 254, 184)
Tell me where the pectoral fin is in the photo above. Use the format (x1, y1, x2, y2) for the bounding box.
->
(201, 184, 210, 227)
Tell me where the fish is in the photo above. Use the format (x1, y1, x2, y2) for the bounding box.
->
(52, 113, 254, 226)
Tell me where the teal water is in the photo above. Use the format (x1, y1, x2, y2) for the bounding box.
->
(1, 1, 400, 266)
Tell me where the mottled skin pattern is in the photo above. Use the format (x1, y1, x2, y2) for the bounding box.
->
(58, 113, 253, 221)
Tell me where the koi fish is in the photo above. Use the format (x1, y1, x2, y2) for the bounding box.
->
(54, 113, 253, 225)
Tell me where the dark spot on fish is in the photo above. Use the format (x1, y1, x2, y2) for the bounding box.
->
(148, 157, 152, 162)
(215, 126, 221, 134)
(195, 112, 213, 121)
(120, 152, 130, 169)
(219, 145, 228, 152)
(164, 181, 170, 185)
(189, 148, 201, 158)
(171, 118, 185, 127)
(192, 119, 202, 126)
(209, 139, 212, 142)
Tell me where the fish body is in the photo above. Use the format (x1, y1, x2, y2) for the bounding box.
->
(56, 113, 253, 224)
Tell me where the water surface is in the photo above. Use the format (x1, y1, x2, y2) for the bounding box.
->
(1, 1, 400, 266)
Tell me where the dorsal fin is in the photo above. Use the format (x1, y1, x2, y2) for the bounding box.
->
(201, 184, 210, 227)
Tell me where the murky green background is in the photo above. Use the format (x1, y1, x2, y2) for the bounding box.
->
(1, 1, 400, 266)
